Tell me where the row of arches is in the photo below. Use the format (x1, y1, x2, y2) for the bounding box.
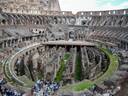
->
(0, 13, 76, 25)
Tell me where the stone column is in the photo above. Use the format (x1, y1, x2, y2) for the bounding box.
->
(5, 41, 7, 48)
(125, 42, 127, 50)
(0, 43, 2, 48)
(126, 43, 128, 50)
(2, 42, 4, 49)
(9, 40, 12, 47)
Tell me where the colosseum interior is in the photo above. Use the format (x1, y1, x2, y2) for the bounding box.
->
(0, 0, 128, 96)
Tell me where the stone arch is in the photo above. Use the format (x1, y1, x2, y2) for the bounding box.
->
(69, 17, 76, 25)
(1, 19, 6, 25)
(53, 16, 58, 24)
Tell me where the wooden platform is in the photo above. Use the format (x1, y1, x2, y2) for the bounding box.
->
(41, 40, 96, 46)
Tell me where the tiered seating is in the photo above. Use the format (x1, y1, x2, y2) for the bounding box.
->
(88, 28, 128, 45)
(84, 16, 128, 27)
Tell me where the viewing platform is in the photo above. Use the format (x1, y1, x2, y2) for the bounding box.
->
(41, 40, 96, 46)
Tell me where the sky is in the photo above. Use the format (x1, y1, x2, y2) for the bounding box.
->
(59, 0, 128, 13)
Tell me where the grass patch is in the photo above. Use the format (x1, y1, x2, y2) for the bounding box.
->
(64, 53, 70, 60)
(75, 54, 83, 81)
(55, 60, 65, 82)
(72, 80, 94, 91)
(55, 53, 70, 83)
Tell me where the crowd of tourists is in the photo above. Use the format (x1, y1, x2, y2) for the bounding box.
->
(33, 80, 60, 96)
(0, 73, 24, 96)
(0, 75, 60, 96)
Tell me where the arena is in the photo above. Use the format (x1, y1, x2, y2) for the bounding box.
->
(0, 0, 128, 96)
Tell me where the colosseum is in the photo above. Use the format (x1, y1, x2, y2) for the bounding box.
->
(0, 0, 128, 96)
